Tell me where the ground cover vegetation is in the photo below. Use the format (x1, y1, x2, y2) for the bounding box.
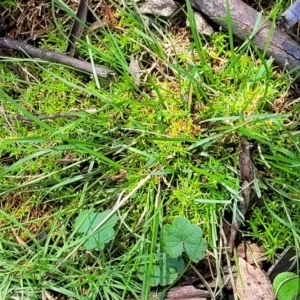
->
(0, 0, 300, 299)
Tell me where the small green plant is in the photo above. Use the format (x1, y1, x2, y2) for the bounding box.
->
(137, 254, 185, 287)
(273, 272, 300, 300)
(0, 0, 16, 8)
(74, 209, 118, 251)
(138, 216, 207, 287)
(162, 216, 207, 262)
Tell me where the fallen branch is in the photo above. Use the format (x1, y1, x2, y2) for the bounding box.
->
(278, 0, 300, 30)
(190, 0, 300, 76)
(0, 37, 114, 78)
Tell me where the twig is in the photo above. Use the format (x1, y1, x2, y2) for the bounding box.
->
(0, 37, 115, 78)
(191, 264, 215, 299)
(227, 139, 255, 254)
(13, 112, 80, 122)
(66, 0, 89, 57)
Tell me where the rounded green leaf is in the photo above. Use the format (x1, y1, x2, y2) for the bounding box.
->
(168, 267, 177, 274)
(74, 209, 118, 251)
(162, 216, 207, 262)
(137, 255, 184, 287)
(273, 272, 300, 300)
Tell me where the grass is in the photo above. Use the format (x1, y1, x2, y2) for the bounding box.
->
(1, 0, 300, 299)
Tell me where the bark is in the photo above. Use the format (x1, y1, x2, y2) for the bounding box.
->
(0, 37, 114, 78)
(227, 139, 254, 254)
(279, 0, 300, 29)
(190, 0, 300, 76)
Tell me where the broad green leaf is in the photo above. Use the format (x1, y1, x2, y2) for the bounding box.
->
(140, 264, 162, 287)
(273, 272, 300, 300)
(162, 216, 207, 262)
(166, 256, 185, 273)
(137, 254, 185, 287)
(75, 210, 118, 251)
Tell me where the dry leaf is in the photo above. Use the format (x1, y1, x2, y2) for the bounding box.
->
(88, 20, 107, 32)
(129, 55, 142, 87)
(236, 257, 274, 300)
(237, 242, 267, 265)
(11, 228, 27, 246)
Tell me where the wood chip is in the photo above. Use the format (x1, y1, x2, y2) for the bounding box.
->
(129, 55, 142, 87)
(236, 257, 274, 300)
(165, 285, 210, 299)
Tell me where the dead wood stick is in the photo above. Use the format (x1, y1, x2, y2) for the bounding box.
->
(66, 0, 89, 57)
(190, 0, 300, 75)
(279, 0, 300, 30)
(0, 37, 114, 78)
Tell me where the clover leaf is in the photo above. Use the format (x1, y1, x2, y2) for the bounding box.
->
(273, 272, 300, 300)
(162, 216, 207, 262)
(75, 209, 118, 251)
(137, 254, 185, 287)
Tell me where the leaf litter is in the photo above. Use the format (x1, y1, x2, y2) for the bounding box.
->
(236, 257, 274, 300)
